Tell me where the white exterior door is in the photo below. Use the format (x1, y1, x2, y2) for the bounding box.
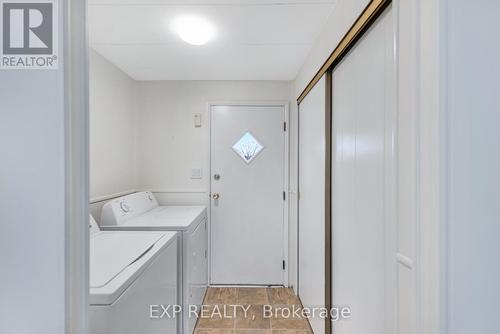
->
(210, 104, 286, 285)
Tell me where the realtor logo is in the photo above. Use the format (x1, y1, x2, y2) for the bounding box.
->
(1, 0, 58, 69)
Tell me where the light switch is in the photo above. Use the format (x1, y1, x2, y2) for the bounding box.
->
(190, 168, 202, 179)
(194, 114, 202, 127)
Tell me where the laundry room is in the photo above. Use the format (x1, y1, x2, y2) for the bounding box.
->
(5, 0, 499, 333)
(86, 0, 398, 333)
(86, 1, 312, 333)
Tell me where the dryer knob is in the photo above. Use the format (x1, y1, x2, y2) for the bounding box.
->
(120, 201, 130, 213)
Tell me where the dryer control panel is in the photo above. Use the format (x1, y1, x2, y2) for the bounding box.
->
(100, 191, 159, 226)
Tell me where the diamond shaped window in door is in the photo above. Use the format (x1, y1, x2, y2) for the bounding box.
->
(232, 132, 264, 164)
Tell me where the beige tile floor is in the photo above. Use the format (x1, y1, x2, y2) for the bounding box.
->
(194, 287, 313, 334)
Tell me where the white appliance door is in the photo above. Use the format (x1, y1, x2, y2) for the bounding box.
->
(210, 105, 286, 285)
(185, 219, 208, 334)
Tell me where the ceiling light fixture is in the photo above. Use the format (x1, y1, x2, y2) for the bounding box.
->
(173, 16, 215, 46)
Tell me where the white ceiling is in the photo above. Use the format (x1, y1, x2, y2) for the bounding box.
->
(89, 0, 336, 80)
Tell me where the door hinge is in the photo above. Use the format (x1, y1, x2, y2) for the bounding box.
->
(282, 260, 286, 270)
(283, 122, 287, 131)
(283, 191, 286, 200)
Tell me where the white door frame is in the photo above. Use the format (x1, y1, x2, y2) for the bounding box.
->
(65, 0, 89, 333)
(207, 101, 290, 287)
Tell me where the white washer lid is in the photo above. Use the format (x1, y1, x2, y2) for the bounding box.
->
(102, 206, 206, 231)
(90, 232, 165, 288)
(89, 231, 177, 305)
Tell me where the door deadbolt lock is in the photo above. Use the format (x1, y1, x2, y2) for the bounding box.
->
(212, 193, 220, 200)
(213, 174, 220, 180)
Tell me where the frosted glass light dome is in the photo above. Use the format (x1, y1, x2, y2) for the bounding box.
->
(173, 16, 215, 46)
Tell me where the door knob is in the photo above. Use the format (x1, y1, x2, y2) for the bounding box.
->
(212, 193, 220, 199)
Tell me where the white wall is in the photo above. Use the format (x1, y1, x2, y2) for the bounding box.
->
(447, 1, 500, 333)
(89, 49, 136, 201)
(0, 3, 69, 333)
(397, 1, 500, 333)
(133, 81, 291, 205)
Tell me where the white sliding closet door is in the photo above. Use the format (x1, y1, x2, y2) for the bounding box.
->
(331, 6, 395, 334)
(298, 75, 325, 334)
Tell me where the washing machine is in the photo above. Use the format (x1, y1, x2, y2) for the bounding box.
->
(99, 192, 208, 334)
(89, 215, 179, 334)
